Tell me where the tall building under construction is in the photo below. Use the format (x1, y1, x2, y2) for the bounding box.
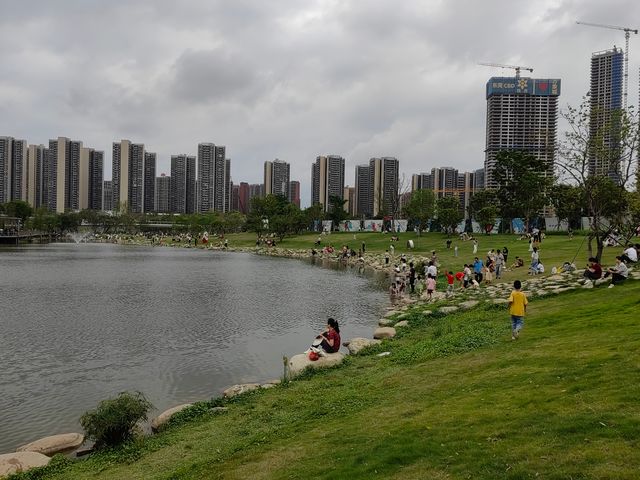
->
(484, 76, 561, 189)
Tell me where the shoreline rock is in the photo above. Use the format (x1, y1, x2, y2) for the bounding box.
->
(0, 452, 50, 477)
(16, 433, 84, 457)
(287, 352, 345, 377)
(151, 404, 193, 432)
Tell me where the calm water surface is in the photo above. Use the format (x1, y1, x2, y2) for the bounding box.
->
(0, 243, 388, 452)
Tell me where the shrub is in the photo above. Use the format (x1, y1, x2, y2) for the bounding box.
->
(80, 391, 153, 448)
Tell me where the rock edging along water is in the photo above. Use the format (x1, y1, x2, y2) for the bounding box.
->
(16, 433, 84, 457)
(0, 452, 50, 477)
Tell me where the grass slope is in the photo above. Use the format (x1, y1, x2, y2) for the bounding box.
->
(20, 281, 640, 479)
(209, 231, 620, 271)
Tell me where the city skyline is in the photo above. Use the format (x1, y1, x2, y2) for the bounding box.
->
(1, 1, 639, 206)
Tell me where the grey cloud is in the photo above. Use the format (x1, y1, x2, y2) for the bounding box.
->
(169, 49, 271, 104)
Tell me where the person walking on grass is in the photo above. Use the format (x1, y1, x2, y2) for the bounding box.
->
(508, 280, 528, 341)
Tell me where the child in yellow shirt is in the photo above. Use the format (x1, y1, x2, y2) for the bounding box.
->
(508, 280, 528, 340)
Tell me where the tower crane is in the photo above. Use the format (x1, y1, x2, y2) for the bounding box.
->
(576, 21, 638, 109)
(478, 62, 534, 79)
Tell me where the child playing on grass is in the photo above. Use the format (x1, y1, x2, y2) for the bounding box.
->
(445, 271, 455, 297)
(508, 280, 528, 340)
(426, 275, 436, 301)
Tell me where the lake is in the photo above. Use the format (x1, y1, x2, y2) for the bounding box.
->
(0, 243, 388, 453)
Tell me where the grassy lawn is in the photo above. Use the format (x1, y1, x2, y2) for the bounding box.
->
(219, 231, 625, 286)
(24, 280, 640, 479)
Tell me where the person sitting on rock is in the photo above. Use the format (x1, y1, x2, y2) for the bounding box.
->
(603, 256, 629, 287)
(312, 318, 341, 354)
(583, 257, 602, 281)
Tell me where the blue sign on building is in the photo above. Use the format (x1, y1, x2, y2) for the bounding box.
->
(486, 77, 561, 98)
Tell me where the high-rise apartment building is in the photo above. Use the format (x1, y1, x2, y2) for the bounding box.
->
(225, 158, 231, 213)
(112, 140, 147, 213)
(311, 155, 345, 212)
(46, 137, 73, 213)
(484, 76, 560, 188)
(0, 136, 27, 204)
(248, 183, 263, 211)
(155, 174, 171, 213)
(343, 186, 355, 216)
(197, 143, 228, 213)
(231, 184, 240, 212)
(144, 152, 156, 213)
(89, 150, 104, 210)
(237, 182, 250, 214)
(264, 159, 290, 198)
(103, 180, 113, 211)
(369, 157, 399, 217)
(78, 147, 92, 210)
(355, 164, 371, 217)
(26, 144, 47, 208)
(0, 137, 11, 203)
(589, 47, 624, 179)
(171, 154, 196, 213)
(412, 167, 479, 219)
(289, 180, 300, 207)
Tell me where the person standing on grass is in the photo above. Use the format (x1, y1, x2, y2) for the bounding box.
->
(508, 280, 528, 340)
(473, 257, 483, 283)
(473, 239, 478, 254)
(495, 250, 504, 279)
(426, 275, 436, 301)
(409, 262, 416, 293)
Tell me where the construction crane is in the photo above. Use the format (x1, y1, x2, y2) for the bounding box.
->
(576, 21, 638, 109)
(478, 62, 534, 79)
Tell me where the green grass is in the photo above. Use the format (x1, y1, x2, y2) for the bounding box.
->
(16, 280, 640, 479)
(169, 231, 621, 277)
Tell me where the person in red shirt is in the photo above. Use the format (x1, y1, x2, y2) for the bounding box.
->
(583, 257, 602, 281)
(446, 271, 455, 296)
(454, 271, 465, 289)
(316, 318, 341, 354)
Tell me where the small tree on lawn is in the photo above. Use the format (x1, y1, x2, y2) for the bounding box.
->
(557, 97, 639, 260)
(436, 195, 464, 236)
(402, 189, 435, 235)
(493, 150, 553, 231)
(468, 190, 499, 235)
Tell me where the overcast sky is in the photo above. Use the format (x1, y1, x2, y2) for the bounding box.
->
(1, 0, 639, 206)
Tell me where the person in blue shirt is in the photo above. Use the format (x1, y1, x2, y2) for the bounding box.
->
(473, 257, 484, 283)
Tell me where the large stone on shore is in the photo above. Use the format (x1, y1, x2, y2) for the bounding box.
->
(458, 300, 479, 310)
(378, 318, 395, 327)
(287, 352, 345, 377)
(394, 320, 409, 328)
(373, 327, 396, 339)
(547, 275, 565, 282)
(384, 310, 399, 318)
(492, 298, 509, 305)
(151, 404, 193, 432)
(223, 383, 261, 398)
(343, 337, 381, 354)
(16, 433, 84, 456)
(439, 306, 459, 314)
(595, 277, 612, 286)
(0, 452, 50, 476)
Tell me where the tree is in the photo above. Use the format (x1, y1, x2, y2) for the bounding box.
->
(303, 203, 325, 231)
(436, 196, 464, 235)
(3, 200, 33, 225)
(548, 184, 584, 229)
(246, 194, 301, 240)
(468, 190, 499, 234)
(327, 195, 348, 228)
(493, 150, 553, 230)
(402, 189, 435, 235)
(557, 96, 639, 260)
